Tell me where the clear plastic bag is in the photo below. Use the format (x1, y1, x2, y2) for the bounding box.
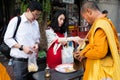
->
(62, 42, 74, 64)
(28, 52, 38, 72)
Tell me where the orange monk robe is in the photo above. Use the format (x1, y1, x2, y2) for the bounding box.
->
(80, 18, 120, 80)
(0, 63, 11, 80)
(81, 24, 108, 80)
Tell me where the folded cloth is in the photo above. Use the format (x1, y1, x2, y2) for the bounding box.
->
(0, 63, 11, 80)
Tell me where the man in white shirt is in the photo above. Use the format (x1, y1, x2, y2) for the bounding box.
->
(4, 1, 42, 80)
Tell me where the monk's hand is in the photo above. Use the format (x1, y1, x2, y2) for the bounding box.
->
(73, 50, 85, 62)
(73, 50, 81, 61)
(79, 56, 85, 62)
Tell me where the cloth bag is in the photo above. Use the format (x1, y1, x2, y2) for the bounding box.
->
(0, 42, 11, 59)
(62, 42, 74, 64)
(0, 16, 21, 59)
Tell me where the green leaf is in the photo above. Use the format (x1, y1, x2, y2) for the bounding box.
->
(38, 50, 46, 58)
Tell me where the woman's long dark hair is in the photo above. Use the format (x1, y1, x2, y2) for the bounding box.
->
(50, 10, 68, 34)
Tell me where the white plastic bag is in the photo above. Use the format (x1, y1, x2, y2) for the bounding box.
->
(62, 42, 74, 64)
(28, 52, 38, 72)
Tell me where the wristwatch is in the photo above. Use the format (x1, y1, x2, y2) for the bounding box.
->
(19, 45, 23, 50)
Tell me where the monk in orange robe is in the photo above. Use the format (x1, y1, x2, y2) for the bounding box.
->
(74, 1, 120, 80)
(0, 63, 11, 80)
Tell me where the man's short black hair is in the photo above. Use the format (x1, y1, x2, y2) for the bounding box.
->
(28, 1, 43, 11)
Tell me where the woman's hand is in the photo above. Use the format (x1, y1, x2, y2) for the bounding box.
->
(58, 36, 85, 46)
(72, 36, 84, 44)
(66, 36, 84, 44)
(58, 38, 68, 45)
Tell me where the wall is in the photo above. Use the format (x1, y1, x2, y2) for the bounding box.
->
(97, 0, 120, 33)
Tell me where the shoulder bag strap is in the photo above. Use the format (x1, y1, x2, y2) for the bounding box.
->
(13, 16, 21, 38)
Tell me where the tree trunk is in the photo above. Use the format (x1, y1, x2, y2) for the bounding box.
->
(39, 12, 48, 51)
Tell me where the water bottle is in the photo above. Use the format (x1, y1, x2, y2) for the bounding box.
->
(45, 64, 51, 80)
(8, 58, 13, 66)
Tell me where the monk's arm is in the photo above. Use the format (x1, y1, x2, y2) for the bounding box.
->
(80, 28, 108, 59)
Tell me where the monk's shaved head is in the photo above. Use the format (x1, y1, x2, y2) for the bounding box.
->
(81, 1, 100, 13)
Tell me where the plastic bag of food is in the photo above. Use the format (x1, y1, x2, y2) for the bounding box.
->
(28, 52, 38, 72)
